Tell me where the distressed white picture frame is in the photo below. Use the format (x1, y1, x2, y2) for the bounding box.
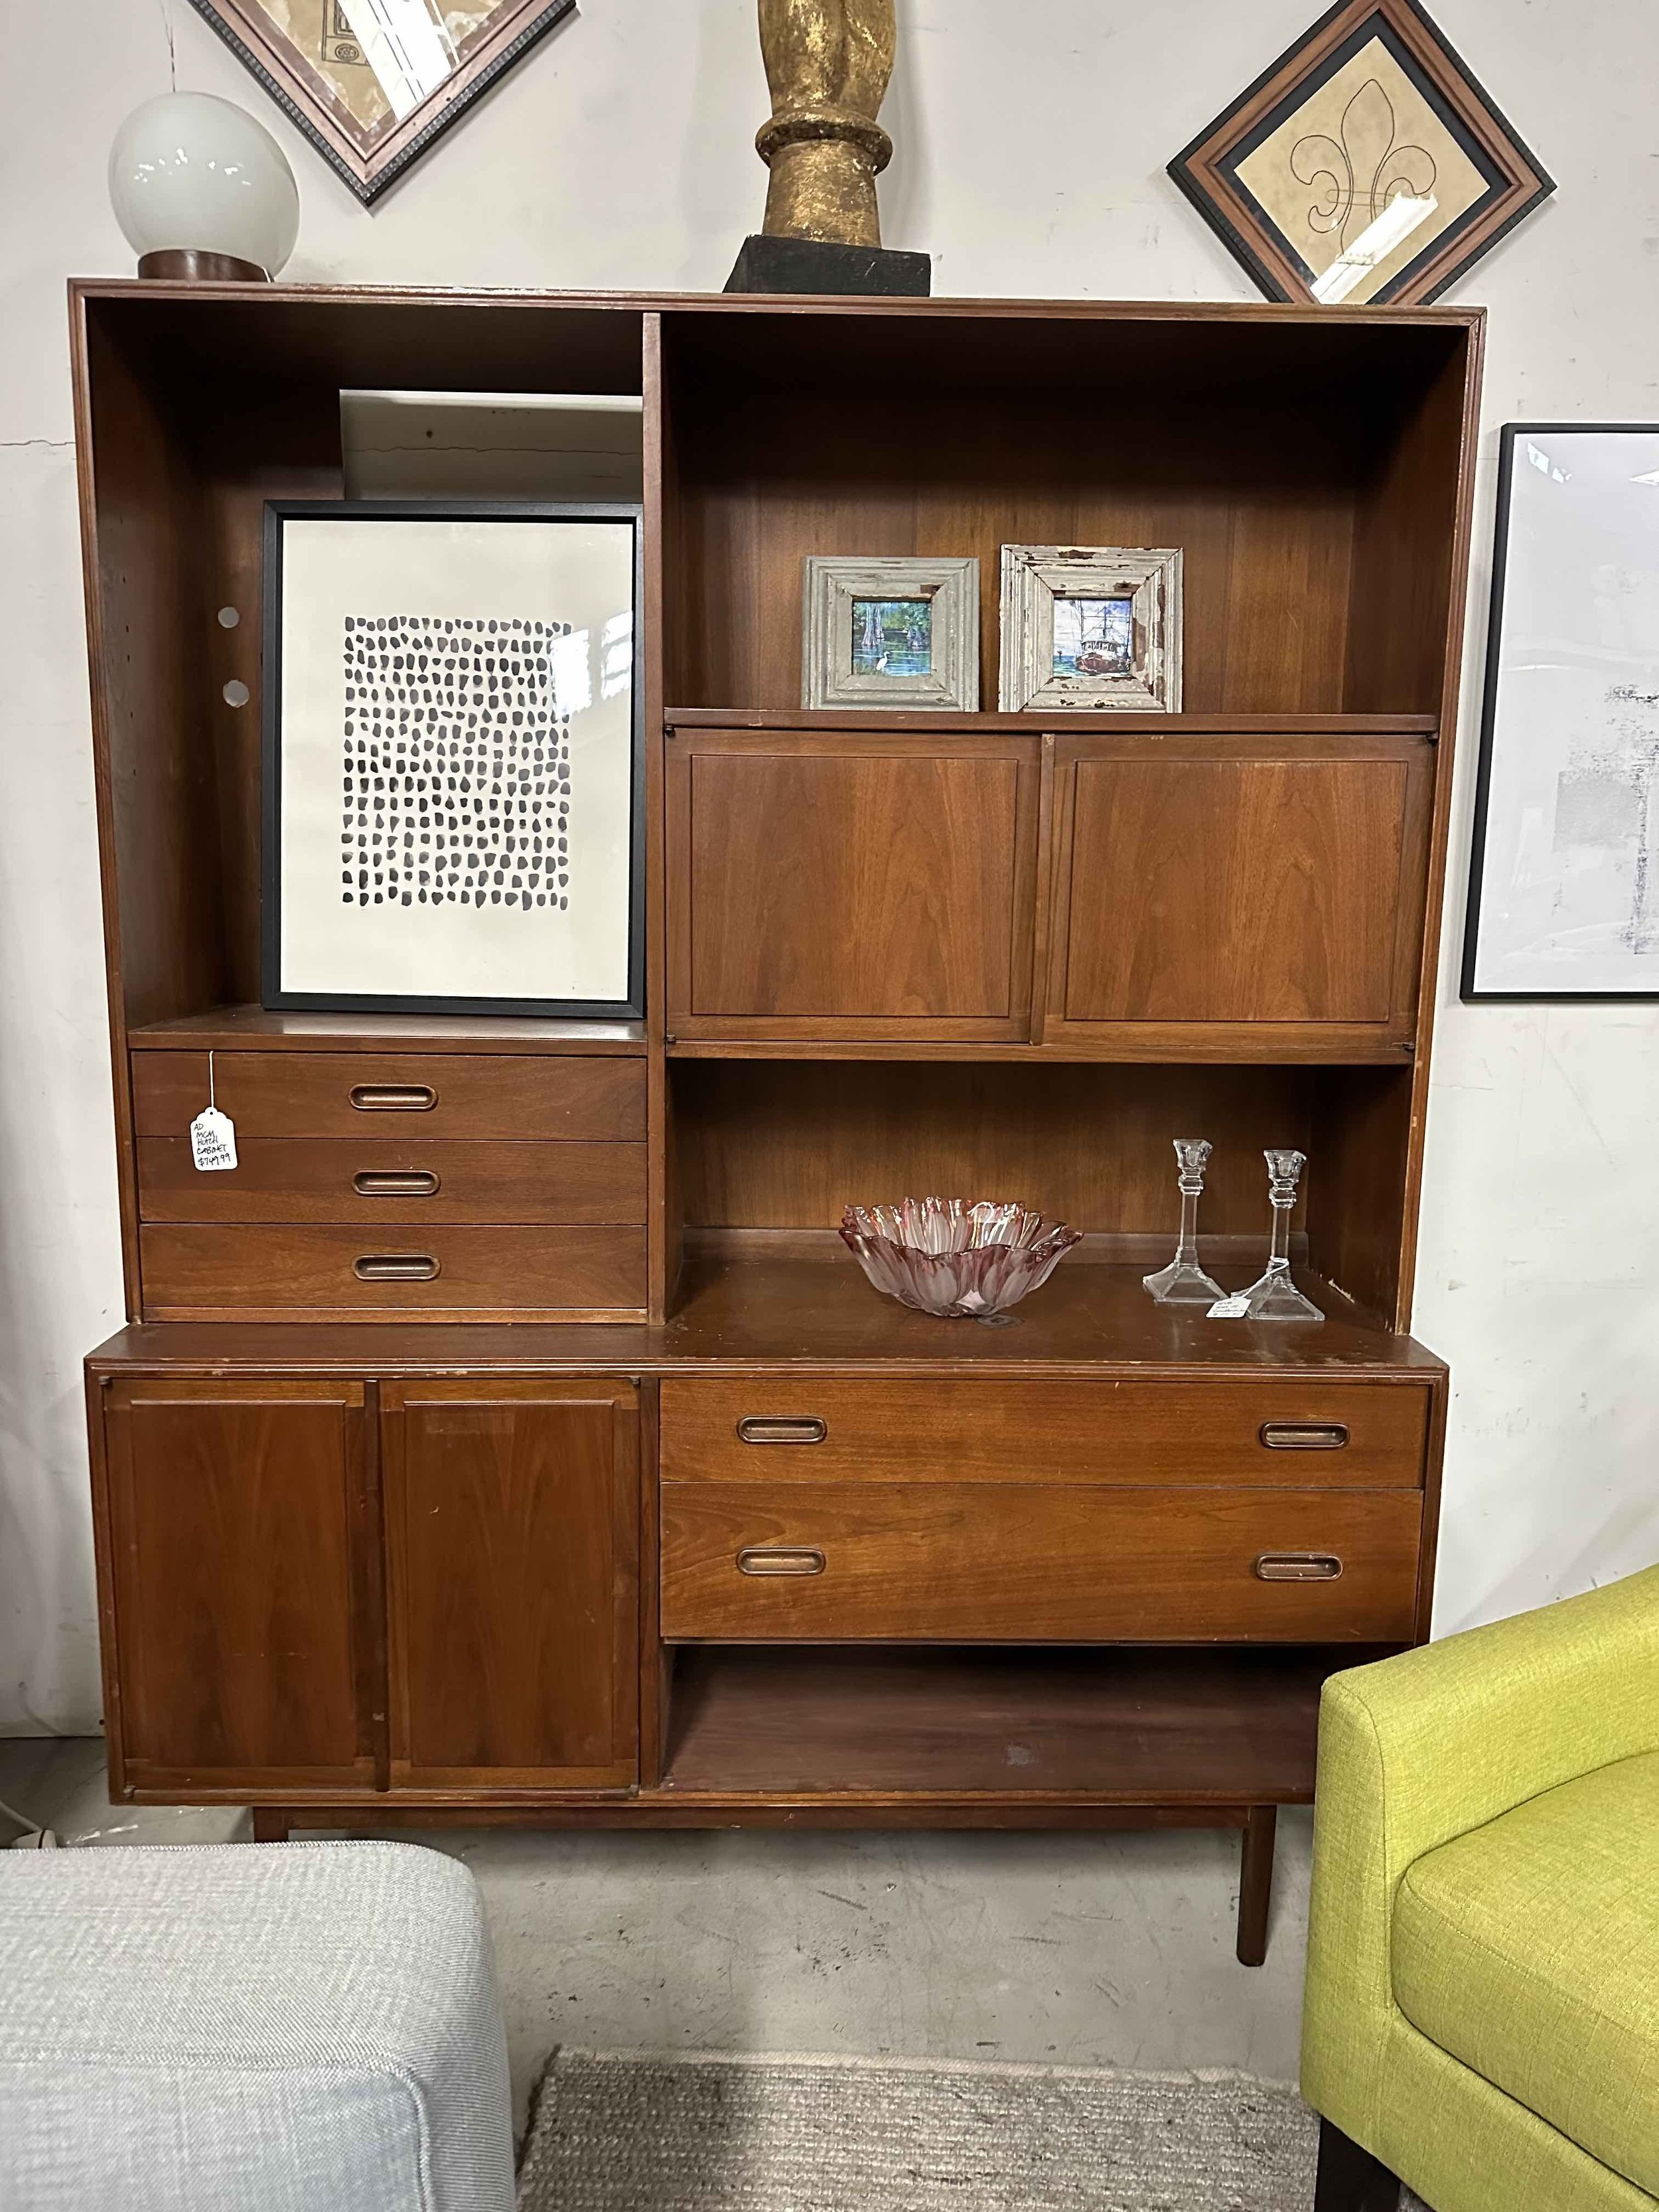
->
(802, 556, 980, 710)
(998, 545, 1183, 712)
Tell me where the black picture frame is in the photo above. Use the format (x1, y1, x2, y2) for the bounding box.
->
(261, 499, 645, 1022)
(1463, 423, 1659, 1001)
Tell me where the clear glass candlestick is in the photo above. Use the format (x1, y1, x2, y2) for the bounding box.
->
(1210, 1148, 1324, 1323)
(1143, 1138, 1225, 1305)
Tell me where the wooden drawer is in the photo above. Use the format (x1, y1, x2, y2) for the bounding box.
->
(660, 1378, 1428, 1489)
(131, 1053, 646, 1142)
(136, 1138, 647, 1225)
(139, 1224, 646, 1318)
(660, 1483, 1422, 1643)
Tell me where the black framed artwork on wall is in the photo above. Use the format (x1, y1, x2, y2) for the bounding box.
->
(1463, 425, 1659, 1000)
(261, 500, 645, 1021)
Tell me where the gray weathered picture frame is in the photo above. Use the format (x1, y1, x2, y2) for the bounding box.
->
(802, 556, 980, 711)
(998, 545, 1184, 713)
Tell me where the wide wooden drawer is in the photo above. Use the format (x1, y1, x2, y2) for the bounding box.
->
(660, 1378, 1429, 1489)
(140, 1224, 646, 1317)
(131, 1053, 646, 1142)
(660, 1483, 1421, 1642)
(137, 1138, 647, 1225)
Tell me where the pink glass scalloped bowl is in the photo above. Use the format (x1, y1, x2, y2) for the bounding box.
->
(839, 1197, 1083, 1318)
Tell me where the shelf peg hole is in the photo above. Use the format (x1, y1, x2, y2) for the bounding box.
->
(222, 679, 250, 707)
(216, 606, 240, 628)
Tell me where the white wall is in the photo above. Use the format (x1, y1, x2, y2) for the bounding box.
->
(2, 0, 1655, 1732)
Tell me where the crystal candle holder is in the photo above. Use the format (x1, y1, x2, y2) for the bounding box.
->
(1143, 1136, 1225, 1305)
(839, 1198, 1082, 1319)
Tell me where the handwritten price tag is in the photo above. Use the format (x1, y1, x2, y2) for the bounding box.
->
(189, 1105, 238, 1172)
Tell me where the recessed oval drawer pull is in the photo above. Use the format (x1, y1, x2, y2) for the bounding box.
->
(736, 1546, 827, 1576)
(353, 1169, 441, 1197)
(350, 1084, 437, 1112)
(1259, 1422, 1350, 1451)
(736, 1416, 828, 1445)
(354, 1253, 441, 1282)
(1255, 1552, 1344, 1582)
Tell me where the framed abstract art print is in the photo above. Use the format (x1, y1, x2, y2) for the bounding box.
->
(1464, 426, 1659, 1000)
(261, 501, 643, 1020)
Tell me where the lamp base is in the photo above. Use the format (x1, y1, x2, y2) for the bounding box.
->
(137, 248, 270, 283)
(724, 234, 930, 296)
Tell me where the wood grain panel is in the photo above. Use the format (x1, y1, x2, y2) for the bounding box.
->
(1050, 737, 1433, 1043)
(137, 1138, 647, 1224)
(660, 1483, 1421, 1643)
(662, 1645, 1350, 1801)
(669, 733, 1037, 1036)
(131, 1051, 646, 1140)
(672, 1060, 1314, 1235)
(139, 1223, 646, 1317)
(382, 1379, 638, 1788)
(660, 1378, 1429, 1488)
(102, 1378, 373, 1789)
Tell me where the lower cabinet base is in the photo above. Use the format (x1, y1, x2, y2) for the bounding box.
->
(247, 1794, 1283, 1964)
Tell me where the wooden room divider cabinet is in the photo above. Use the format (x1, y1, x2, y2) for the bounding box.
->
(73, 283, 1482, 1965)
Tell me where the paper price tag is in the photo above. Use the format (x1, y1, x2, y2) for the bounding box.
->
(189, 1106, 238, 1172)
(1206, 1293, 1250, 1319)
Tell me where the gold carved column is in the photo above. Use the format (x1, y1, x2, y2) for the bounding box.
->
(755, 0, 896, 248)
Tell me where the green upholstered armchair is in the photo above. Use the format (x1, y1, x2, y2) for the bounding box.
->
(1302, 1563, 1659, 2212)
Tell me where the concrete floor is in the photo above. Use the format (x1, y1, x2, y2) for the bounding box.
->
(0, 1737, 1313, 2126)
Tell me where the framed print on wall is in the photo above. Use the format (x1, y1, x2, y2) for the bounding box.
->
(999, 546, 1183, 713)
(1464, 425, 1659, 1000)
(1167, 0, 1553, 306)
(262, 501, 643, 1020)
(184, 0, 577, 204)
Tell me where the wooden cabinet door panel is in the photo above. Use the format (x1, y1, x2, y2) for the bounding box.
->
(99, 1378, 375, 1792)
(668, 732, 1039, 1038)
(1046, 734, 1433, 1051)
(382, 1379, 638, 1790)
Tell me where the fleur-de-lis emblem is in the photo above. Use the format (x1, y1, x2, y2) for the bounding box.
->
(1290, 79, 1437, 248)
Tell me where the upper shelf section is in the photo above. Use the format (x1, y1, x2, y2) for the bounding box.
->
(69, 282, 1476, 1049)
(659, 303, 1477, 722)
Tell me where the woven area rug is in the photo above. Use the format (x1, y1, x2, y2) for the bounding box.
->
(518, 2049, 1428, 2211)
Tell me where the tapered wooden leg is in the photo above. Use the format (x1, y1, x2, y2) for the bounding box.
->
(1236, 1805, 1276, 1964)
(252, 1808, 291, 1842)
(1314, 2116, 1402, 2210)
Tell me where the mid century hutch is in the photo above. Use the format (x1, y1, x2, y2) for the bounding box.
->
(72, 283, 1479, 1964)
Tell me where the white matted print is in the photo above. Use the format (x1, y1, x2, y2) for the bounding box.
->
(263, 502, 642, 1016)
(1464, 428, 1659, 999)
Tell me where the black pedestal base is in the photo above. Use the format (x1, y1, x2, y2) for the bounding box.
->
(725, 234, 932, 297)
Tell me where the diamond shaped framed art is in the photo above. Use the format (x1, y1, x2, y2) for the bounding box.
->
(1168, 0, 1553, 307)
(185, 0, 577, 204)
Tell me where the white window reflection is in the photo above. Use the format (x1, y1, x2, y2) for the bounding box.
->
(601, 610, 634, 701)
(551, 628, 591, 715)
(337, 0, 457, 122)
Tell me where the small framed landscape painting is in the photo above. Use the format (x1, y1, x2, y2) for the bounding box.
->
(999, 546, 1183, 713)
(262, 500, 643, 1019)
(802, 557, 979, 710)
(1464, 426, 1659, 1000)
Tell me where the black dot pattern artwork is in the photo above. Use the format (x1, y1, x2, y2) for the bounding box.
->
(340, 615, 573, 913)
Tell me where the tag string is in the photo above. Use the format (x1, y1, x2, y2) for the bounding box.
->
(208, 1051, 216, 1110)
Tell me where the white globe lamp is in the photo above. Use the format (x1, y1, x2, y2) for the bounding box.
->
(109, 92, 299, 282)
